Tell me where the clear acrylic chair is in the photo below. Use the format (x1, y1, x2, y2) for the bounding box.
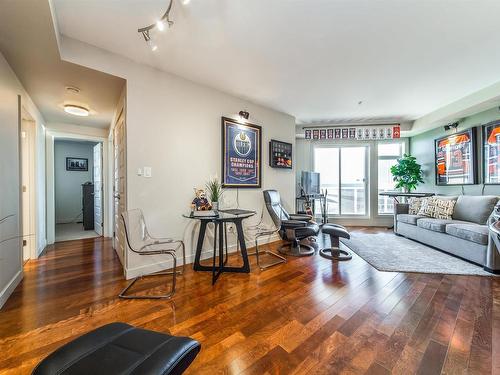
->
(119, 209, 185, 299)
(244, 204, 286, 270)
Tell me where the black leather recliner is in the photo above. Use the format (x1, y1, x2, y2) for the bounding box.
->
(263, 190, 320, 256)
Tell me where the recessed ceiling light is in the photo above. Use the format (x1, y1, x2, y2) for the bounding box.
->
(64, 104, 90, 117)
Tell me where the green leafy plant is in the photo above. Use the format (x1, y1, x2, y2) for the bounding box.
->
(390, 153, 424, 192)
(206, 176, 223, 203)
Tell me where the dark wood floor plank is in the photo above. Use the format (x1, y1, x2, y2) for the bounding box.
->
(416, 339, 448, 375)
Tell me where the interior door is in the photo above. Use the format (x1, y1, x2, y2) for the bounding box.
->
(113, 112, 126, 264)
(93, 143, 103, 235)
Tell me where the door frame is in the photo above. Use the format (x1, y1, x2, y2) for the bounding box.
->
(45, 131, 111, 244)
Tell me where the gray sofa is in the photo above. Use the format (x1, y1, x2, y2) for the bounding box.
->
(394, 195, 500, 273)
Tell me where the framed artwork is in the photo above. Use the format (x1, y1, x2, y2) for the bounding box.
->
(221, 117, 262, 188)
(66, 157, 88, 171)
(435, 128, 477, 185)
(483, 120, 500, 184)
(269, 139, 292, 169)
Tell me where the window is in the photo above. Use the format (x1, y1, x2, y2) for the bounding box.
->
(378, 142, 405, 214)
(314, 146, 368, 216)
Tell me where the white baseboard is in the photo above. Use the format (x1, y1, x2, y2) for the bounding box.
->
(0, 270, 23, 310)
(125, 234, 280, 280)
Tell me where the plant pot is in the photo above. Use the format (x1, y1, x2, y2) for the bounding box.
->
(212, 202, 219, 212)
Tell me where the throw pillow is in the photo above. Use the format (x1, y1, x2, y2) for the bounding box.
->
(417, 197, 435, 217)
(432, 198, 456, 220)
(408, 197, 425, 215)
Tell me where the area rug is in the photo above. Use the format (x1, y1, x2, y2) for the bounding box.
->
(340, 232, 495, 276)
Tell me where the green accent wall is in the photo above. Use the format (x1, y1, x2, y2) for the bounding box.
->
(410, 107, 500, 196)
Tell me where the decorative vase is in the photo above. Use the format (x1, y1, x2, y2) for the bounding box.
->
(212, 201, 219, 212)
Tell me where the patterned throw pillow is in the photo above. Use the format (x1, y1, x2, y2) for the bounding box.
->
(417, 197, 435, 217)
(432, 198, 456, 220)
(417, 197, 456, 219)
(408, 197, 425, 215)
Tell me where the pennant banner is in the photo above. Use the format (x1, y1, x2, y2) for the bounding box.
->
(304, 125, 401, 140)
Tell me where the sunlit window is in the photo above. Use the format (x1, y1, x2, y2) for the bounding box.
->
(378, 142, 405, 214)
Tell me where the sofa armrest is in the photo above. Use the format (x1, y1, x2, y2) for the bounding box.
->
(395, 203, 409, 215)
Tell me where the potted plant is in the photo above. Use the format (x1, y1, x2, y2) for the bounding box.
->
(206, 175, 223, 211)
(390, 153, 424, 192)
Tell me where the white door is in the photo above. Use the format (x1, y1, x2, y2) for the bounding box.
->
(20, 119, 35, 261)
(113, 112, 126, 264)
(93, 143, 103, 235)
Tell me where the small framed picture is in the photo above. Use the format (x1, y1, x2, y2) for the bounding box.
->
(66, 157, 88, 171)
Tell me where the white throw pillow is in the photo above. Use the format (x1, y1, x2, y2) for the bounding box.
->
(408, 197, 425, 215)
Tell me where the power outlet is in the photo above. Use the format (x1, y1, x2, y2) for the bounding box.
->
(227, 225, 236, 234)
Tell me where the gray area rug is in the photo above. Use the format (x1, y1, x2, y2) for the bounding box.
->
(340, 232, 495, 276)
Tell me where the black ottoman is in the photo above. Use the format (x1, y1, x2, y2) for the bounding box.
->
(320, 224, 352, 261)
(33, 323, 201, 375)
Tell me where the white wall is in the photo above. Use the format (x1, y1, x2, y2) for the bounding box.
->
(61, 37, 297, 278)
(54, 140, 95, 224)
(0, 52, 46, 309)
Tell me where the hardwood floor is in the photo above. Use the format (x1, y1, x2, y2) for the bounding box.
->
(0, 228, 499, 374)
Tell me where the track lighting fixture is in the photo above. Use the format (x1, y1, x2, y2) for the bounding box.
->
(138, 0, 176, 51)
(444, 122, 459, 131)
(239, 110, 250, 120)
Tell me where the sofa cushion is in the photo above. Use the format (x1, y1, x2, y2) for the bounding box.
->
(453, 195, 498, 224)
(417, 218, 465, 233)
(397, 214, 425, 225)
(446, 223, 489, 245)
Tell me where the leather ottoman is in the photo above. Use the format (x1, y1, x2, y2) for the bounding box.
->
(32, 322, 200, 375)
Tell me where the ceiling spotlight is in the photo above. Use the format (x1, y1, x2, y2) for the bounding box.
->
(182, 0, 191, 4)
(239, 110, 250, 120)
(64, 104, 89, 117)
(156, 20, 165, 31)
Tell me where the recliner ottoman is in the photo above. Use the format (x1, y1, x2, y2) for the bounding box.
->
(32, 322, 201, 375)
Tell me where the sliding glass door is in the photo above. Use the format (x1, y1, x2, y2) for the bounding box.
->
(314, 145, 368, 216)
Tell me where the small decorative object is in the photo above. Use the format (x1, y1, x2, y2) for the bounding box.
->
(66, 157, 88, 171)
(269, 140, 292, 169)
(435, 128, 477, 185)
(390, 153, 424, 192)
(191, 188, 212, 211)
(221, 117, 262, 188)
(206, 176, 223, 211)
(483, 120, 500, 184)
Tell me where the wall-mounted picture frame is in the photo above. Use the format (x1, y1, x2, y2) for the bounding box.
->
(269, 139, 292, 169)
(483, 120, 500, 184)
(66, 157, 88, 171)
(435, 128, 477, 185)
(221, 117, 262, 188)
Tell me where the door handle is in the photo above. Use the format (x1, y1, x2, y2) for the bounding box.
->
(114, 194, 121, 200)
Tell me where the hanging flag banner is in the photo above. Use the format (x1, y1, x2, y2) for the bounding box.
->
(303, 125, 401, 141)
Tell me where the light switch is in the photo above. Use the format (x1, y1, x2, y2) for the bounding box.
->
(137, 168, 143, 176)
(144, 167, 152, 178)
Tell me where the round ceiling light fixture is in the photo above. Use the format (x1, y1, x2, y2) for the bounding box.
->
(64, 104, 90, 117)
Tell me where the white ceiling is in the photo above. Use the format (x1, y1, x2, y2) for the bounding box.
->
(53, 0, 500, 124)
(0, 0, 125, 129)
